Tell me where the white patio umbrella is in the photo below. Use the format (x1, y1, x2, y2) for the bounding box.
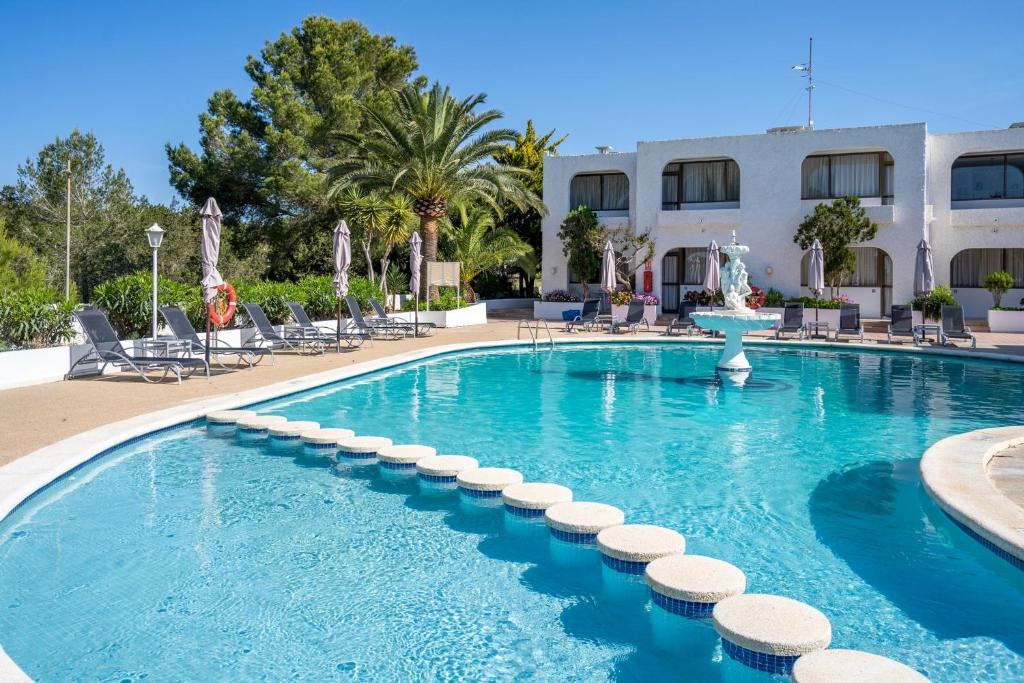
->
(333, 220, 351, 338)
(808, 238, 825, 321)
(914, 238, 935, 298)
(200, 197, 225, 364)
(703, 240, 720, 311)
(600, 240, 617, 314)
(409, 232, 423, 335)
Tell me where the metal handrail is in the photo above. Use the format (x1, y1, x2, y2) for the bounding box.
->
(516, 319, 554, 351)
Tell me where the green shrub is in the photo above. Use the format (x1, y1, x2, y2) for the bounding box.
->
(763, 288, 786, 307)
(911, 285, 958, 320)
(93, 272, 203, 338)
(233, 280, 300, 325)
(346, 277, 385, 313)
(984, 271, 1015, 308)
(402, 287, 466, 312)
(0, 288, 76, 349)
(790, 296, 842, 309)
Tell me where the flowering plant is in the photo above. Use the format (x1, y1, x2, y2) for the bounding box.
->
(544, 290, 580, 303)
(746, 285, 765, 310)
(635, 293, 659, 305)
(610, 290, 634, 305)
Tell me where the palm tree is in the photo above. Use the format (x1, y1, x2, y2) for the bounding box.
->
(328, 83, 544, 299)
(441, 203, 533, 302)
(336, 187, 416, 300)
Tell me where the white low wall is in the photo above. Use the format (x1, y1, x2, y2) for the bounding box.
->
(387, 302, 487, 328)
(988, 310, 1024, 333)
(533, 301, 586, 320)
(480, 298, 535, 311)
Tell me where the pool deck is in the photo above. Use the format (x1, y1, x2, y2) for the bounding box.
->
(3, 317, 1024, 568)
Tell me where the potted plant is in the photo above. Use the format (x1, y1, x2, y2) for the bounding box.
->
(609, 289, 634, 323)
(533, 289, 584, 320)
(636, 292, 660, 325)
(984, 271, 1024, 332)
(985, 271, 1015, 308)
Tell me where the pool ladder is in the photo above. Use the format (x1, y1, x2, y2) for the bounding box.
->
(517, 319, 554, 351)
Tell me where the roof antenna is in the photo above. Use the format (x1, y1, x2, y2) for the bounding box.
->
(792, 37, 814, 129)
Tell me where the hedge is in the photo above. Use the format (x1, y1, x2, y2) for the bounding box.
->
(0, 288, 76, 349)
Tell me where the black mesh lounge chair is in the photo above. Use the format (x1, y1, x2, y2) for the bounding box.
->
(610, 300, 649, 335)
(345, 295, 405, 340)
(158, 306, 273, 368)
(286, 301, 368, 350)
(834, 303, 864, 343)
(369, 297, 435, 337)
(565, 299, 600, 333)
(68, 308, 209, 383)
(941, 305, 976, 349)
(886, 305, 918, 344)
(775, 303, 804, 340)
(241, 303, 325, 354)
(666, 301, 697, 336)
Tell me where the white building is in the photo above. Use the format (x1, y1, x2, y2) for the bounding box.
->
(541, 122, 1024, 318)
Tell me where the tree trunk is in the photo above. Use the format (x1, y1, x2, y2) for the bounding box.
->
(361, 239, 375, 284)
(419, 214, 439, 301)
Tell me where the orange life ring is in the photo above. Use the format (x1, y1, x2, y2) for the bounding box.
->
(208, 282, 237, 326)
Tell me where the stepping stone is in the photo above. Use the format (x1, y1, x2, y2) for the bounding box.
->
(206, 409, 256, 424)
(268, 421, 320, 440)
(645, 554, 745, 618)
(378, 444, 437, 470)
(457, 467, 523, 498)
(416, 455, 479, 483)
(545, 501, 624, 543)
(336, 435, 393, 460)
(712, 594, 831, 676)
(791, 649, 929, 683)
(300, 428, 356, 453)
(596, 524, 685, 574)
(502, 482, 572, 517)
(236, 414, 287, 432)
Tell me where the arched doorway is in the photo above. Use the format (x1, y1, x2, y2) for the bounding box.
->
(661, 247, 725, 313)
(801, 247, 892, 317)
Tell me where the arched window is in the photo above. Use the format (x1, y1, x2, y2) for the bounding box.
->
(950, 249, 1024, 287)
(801, 152, 893, 204)
(662, 159, 740, 209)
(951, 154, 1024, 202)
(569, 172, 629, 212)
(661, 247, 726, 312)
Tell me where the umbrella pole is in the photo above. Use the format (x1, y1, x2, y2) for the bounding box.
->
(337, 298, 342, 339)
(204, 306, 211, 366)
(414, 293, 420, 336)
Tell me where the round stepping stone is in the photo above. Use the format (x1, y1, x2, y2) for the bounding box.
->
(336, 435, 392, 460)
(300, 427, 356, 453)
(268, 421, 320, 440)
(416, 455, 479, 483)
(596, 524, 685, 574)
(207, 409, 256, 424)
(792, 649, 929, 683)
(645, 554, 745, 618)
(502, 482, 572, 517)
(712, 594, 831, 676)
(457, 467, 523, 498)
(545, 501, 624, 544)
(378, 444, 437, 470)
(236, 414, 288, 432)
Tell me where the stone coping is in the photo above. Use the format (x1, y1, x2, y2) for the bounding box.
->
(712, 594, 831, 657)
(416, 455, 479, 477)
(545, 501, 624, 534)
(456, 467, 523, 492)
(336, 435, 392, 453)
(206, 409, 257, 424)
(268, 421, 320, 437)
(596, 524, 685, 562)
(920, 426, 1024, 565)
(236, 414, 287, 430)
(644, 554, 745, 604)
(377, 444, 436, 464)
(502, 482, 572, 510)
(791, 649, 929, 682)
(300, 427, 355, 444)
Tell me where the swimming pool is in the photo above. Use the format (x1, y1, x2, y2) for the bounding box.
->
(1, 343, 1023, 681)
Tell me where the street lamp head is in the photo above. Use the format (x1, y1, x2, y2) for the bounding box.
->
(145, 223, 165, 249)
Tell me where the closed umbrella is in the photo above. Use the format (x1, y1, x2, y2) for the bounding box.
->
(808, 238, 825, 322)
(703, 241, 720, 311)
(409, 232, 422, 335)
(600, 240, 616, 314)
(914, 238, 935, 298)
(333, 220, 351, 339)
(200, 197, 225, 364)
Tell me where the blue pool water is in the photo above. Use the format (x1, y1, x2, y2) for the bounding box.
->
(2, 344, 1024, 681)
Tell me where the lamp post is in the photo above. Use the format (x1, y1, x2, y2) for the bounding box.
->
(145, 223, 165, 339)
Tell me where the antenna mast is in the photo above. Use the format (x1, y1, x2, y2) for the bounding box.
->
(792, 37, 814, 129)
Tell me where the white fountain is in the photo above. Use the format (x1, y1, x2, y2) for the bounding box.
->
(690, 232, 780, 383)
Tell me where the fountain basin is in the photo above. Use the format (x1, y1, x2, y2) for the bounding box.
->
(690, 310, 780, 373)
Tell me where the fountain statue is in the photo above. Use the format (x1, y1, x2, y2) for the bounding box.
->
(690, 232, 780, 382)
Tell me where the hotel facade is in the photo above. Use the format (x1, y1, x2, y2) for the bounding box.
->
(540, 123, 1024, 318)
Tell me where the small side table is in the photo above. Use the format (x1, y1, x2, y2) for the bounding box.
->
(138, 338, 189, 357)
(915, 323, 942, 344)
(803, 321, 831, 339)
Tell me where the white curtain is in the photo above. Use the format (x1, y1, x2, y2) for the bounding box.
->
(801, 157, 830, 199)
(602, 174, 629, 210)
(684, 248, 706, 285)
(1006, 249, 1024, 286)
(830, 154, 879, 197)
(662, 174, 678, 206)
(683, 162, 727, 203)
(570, 175, 601, 210)
(847, 247, 879, 286)
(951, 248, 1007, 287)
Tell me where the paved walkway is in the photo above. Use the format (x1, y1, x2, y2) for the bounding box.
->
(989, 443, 1024, 508)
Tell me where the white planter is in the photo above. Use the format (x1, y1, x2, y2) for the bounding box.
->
(988, 309, 1024, 333)
(387, 302, 487, 328)
(610, 304, 657, 327)
(533, 301, 585, 321)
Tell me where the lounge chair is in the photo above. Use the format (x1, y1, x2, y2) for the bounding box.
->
(158, 305, 273, 368)
(240, 303, 325, 354)
(610, 300, 649, 334)
(886, 305, 918, 345)
(565, 299, 600, 333)
(369, 297, 435, 336)
(834, 303, 864, 343)
(666, 301, 697, 336)
(940, 305, 976, 349)
(345, 295, 405, 340)
(775, 303, 804, 340)
(286, 301, 369, 350)
(68, 308, 209, 384)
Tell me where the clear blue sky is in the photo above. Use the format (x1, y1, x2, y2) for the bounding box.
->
(2, 0, 1021, 204)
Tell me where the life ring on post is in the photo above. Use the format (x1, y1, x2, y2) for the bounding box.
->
(208, 282, 237, 326)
